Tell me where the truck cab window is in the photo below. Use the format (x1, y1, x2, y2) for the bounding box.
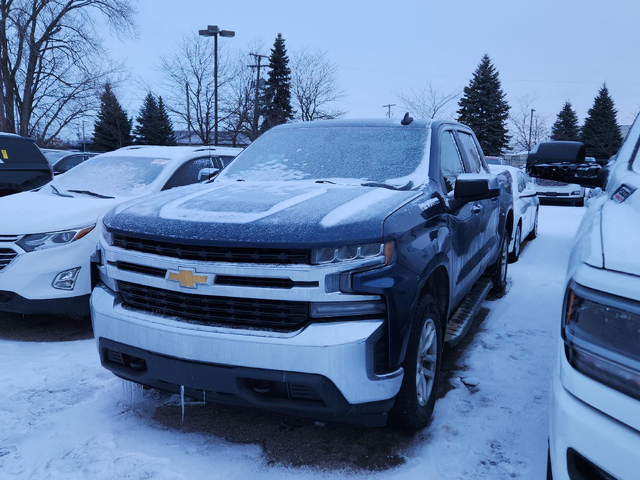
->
(440, 131, 464, 193)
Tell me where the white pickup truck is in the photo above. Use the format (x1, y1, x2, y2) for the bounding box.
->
(527, 134, 640, 480)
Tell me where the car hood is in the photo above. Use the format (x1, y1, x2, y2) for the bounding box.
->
(104, 182, 422, 247)
(601, 174, 640, 277)
(0, 189, 124, 235)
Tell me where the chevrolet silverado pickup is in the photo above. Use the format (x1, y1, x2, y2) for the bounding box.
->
(92, 117, 514, 429)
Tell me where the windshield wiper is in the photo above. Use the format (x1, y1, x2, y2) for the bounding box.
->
(66, 189, 115, 199)
(360, 181, 413, 191)
(51, 185, 73, 198)
(315, 179, 337, 184)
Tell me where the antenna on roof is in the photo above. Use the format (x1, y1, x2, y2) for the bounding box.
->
(401, 112, 413, 126)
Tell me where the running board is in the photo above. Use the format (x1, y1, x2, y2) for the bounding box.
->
(444, 278, 493, 348)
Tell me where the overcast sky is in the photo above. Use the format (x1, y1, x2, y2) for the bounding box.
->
(103, 0, 639, 129)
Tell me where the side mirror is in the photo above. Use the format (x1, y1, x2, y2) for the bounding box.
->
(527, 141, 607, 189)
(198, 167, 219, 182)
(520, 188, 537, 198)
(454, 173, 500, 202)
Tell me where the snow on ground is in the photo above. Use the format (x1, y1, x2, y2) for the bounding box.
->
(0, 205, 585, 480)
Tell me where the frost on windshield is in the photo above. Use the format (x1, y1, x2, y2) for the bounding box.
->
(51, 156, 168, 197)
(221, 126, 428, 184)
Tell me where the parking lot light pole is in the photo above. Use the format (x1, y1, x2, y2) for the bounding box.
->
(199, 25, 235, 146)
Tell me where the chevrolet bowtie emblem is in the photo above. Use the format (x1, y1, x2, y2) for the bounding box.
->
(166, 268, 211, 288)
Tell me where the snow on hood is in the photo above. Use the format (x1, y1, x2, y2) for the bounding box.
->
(0, 189, 123, 235)
(104, 181, 421, 248)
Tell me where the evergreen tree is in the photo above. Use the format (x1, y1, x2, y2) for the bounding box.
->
(156, 97, 176, 146)
(457, 54, 510, 155)
(551, 101, 580, 141)
(581, 84, 623, 159)
(133, 93, 159, 144)
(260, 33, 294, 132)
(92, 83, 132, 151)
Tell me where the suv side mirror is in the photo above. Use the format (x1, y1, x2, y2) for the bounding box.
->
(454, 173, 500, 202)
(527, 141, 608, 189)
(198, 167, 220, 182)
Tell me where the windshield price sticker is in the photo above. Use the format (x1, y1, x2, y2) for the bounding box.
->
(612, 184, 636, 204)
(1, 149, 7, 161)
(151, 158, 169, 165)
(131, 183, 146, 193)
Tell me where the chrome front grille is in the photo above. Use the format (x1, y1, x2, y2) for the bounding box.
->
(0, 248, 18, 271)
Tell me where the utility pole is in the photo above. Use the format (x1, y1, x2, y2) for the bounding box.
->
(186, 82, 192, 145)
(248, 53, 268, 140)
(383, 103, 396, 118)
(528, 108, 535, 152)
(82, 121, 85, 152)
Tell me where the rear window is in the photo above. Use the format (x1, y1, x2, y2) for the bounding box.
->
(0, 137, 47, 165)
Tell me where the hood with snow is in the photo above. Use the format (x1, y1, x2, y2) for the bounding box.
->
(103, 181, 422, 248)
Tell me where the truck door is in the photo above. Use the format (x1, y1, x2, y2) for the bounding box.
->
(455, 130, 501, 280)
(438, 129, 478, 306)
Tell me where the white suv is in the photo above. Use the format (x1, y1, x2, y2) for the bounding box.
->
(528, 136, 640, 479)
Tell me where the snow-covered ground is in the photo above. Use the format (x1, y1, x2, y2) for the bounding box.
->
(0, 205, 585, 480)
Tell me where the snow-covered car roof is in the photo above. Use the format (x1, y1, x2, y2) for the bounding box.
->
(102, 145, 242, 163)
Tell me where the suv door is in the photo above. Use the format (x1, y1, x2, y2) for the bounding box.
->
(455, 130, 501, 280)
(0, 136, 52, 197)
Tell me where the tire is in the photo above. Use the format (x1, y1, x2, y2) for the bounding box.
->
(390, 294, 442, 431)
(489, 233, 509, 294)
(527, 209, 539, 240)
(508, 223, 521, 263)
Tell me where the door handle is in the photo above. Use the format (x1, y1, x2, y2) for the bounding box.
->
(472, 204, 483, 214)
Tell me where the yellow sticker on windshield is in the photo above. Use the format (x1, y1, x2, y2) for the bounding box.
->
(1, 150, 7, 160)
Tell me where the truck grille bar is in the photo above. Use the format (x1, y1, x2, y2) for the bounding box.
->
(117, 281, 310, 331)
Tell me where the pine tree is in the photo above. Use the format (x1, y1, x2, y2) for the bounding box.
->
(581, 84, 623, 159)
(156, 97, 176, 146)
(133, 93, 159, 144)
(260, 33, 294, 132)
(457, 54, 510, 155)
(92, 83, 132, 151)
(551, 101, 580, 141)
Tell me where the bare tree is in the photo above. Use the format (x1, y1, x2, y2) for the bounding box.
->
(509, 93, 550, 152)
(291, 48, 346, 121)
(394, 83, 460, 119)
(0, 0, 136, 144)
(160, 34, 234, 145)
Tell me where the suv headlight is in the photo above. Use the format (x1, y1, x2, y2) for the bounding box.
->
(17, 225, 95, 252)
(312, 241, 394, 265)
(563, 281, 640, 400)
(101, 221, 113, 246)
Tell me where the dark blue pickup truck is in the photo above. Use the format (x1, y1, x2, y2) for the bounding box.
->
(92, 117, 513, 429)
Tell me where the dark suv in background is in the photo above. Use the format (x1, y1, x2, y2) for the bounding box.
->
(0, 133, 52, 197)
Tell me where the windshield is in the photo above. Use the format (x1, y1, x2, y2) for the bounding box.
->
(50, 155, 169, 197)
(219, 126, 428, 185)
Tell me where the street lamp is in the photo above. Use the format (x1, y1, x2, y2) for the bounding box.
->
(199, 25, 235, 146)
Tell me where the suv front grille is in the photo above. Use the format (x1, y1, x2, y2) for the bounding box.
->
(536, 178, 568, 187)
(117, 281, 310, 331)
(0, 248, 18, 271)
(112, 234, 311, 265)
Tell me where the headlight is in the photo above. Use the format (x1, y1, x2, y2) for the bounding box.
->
(312, 241, 394, 265)
(563, 282, 640, 400)
(101, 221, 112, 246)
(17, 225, 95, 252)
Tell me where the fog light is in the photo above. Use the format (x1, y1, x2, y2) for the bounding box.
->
(52, 267, 81, 290)
(571, 190, 581, 195)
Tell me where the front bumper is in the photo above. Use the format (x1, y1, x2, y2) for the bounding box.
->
(550, 344, 640, 480)
(91, 284, 404, 425)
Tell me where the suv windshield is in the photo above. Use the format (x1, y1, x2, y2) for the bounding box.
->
(219, 126, 428, 184)
(51, 155, 169, 197)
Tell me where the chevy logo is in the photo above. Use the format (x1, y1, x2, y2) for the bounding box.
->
(166, 268, 211, 289)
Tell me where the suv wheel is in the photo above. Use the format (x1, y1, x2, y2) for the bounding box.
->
(489, 233, 509, 293)
(527, 209, 539, 240)
(390, 294, 442, 431)
(508, 223, 521, 263)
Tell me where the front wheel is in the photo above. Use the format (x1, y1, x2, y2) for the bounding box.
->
(489, 233, 509, 293)
(390, 295, 442, 431)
